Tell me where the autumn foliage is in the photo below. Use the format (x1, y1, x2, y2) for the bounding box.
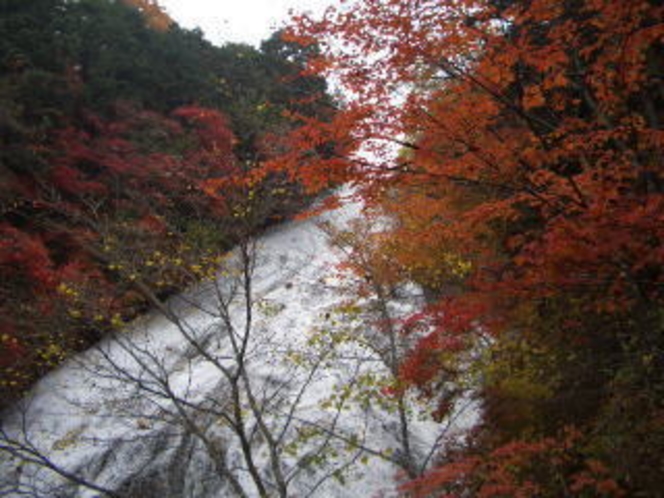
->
(284, 0, 664, 494)
(0, 0, 329, 406)
(2, 0, 663, 493)
(403, 428, 623, 497)
(0, 105, 235, 395)
(120, 0, 173, 32)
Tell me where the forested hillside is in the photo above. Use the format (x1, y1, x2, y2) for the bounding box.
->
(0, 0, 331, 405)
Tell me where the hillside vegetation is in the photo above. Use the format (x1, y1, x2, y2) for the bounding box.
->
(0, 0, 332, 405)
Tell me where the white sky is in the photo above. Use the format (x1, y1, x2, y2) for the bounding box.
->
(158, 0, 333, 47)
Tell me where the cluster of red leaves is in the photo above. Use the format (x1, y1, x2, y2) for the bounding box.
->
(260, 106, 365, 194)
(50, 106, 236, 215)
(403, 429, 623, 497)
(0, 104, 237, 401)
(0, 224, 55, 289)
(398, 298, 485, 391)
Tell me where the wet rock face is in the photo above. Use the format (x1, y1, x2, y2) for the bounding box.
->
(55, 425, 228, 497)
(115, 435, 192, 497)
(114, 434, 223, 498)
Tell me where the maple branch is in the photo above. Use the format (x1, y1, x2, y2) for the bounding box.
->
(426, 54, 557, 134)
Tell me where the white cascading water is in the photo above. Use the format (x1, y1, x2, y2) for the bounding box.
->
(0, 189, 477, 497)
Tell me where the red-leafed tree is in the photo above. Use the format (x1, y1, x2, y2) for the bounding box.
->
(283, 0, 664, 494)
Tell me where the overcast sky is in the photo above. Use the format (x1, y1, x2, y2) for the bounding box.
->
(158, 0, 333, 47)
